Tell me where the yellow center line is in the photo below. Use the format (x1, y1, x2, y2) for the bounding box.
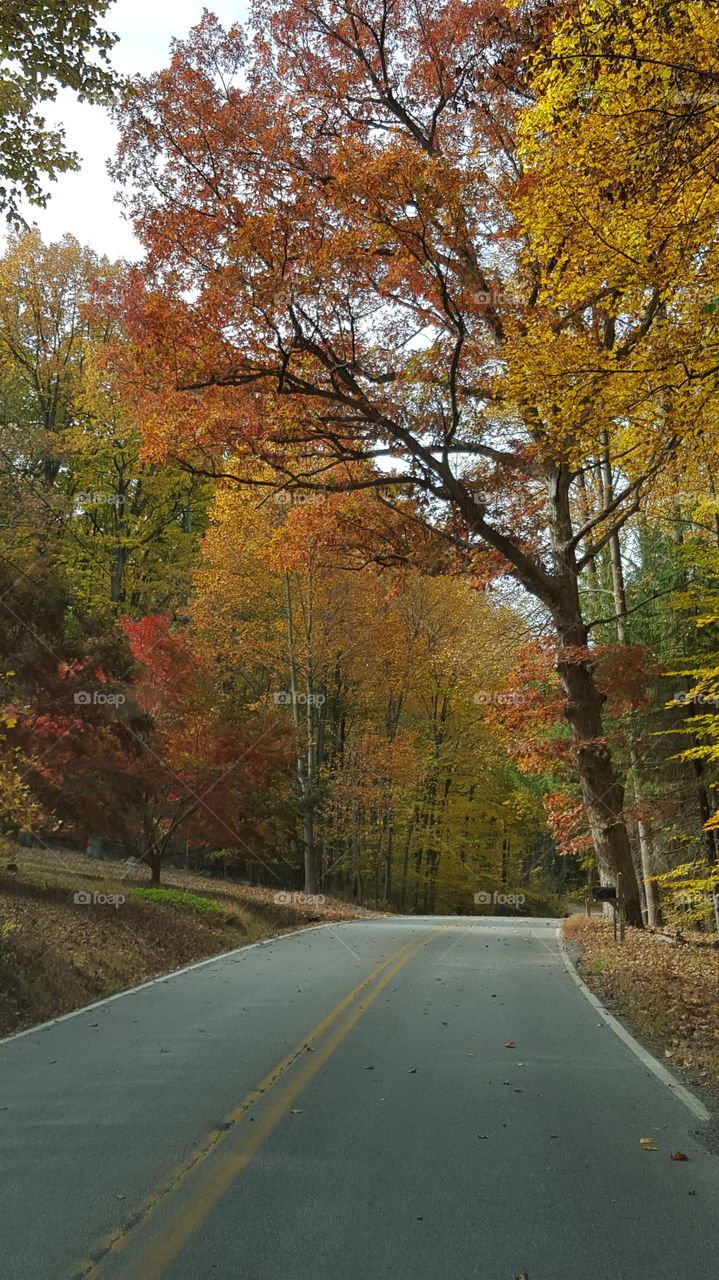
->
(126, 927, 446, 1280)
(75, 927, 448, 1280)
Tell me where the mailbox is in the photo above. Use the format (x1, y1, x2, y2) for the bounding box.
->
(592, 885, 617, 901)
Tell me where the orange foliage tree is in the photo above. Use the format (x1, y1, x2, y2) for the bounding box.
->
(109, 2, 691, 922)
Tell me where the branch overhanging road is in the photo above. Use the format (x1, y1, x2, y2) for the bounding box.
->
(1, 916, 718, 1280)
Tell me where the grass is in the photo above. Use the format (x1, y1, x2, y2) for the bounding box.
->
(0, 844, 378, 1038)
(129, 887, 225, 913)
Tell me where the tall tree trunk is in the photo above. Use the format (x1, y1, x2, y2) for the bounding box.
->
(399, 814, 415, 913)
(548, 464, 643, 926)
(284, 572, 319, 893)
(350, 810, 362, 904)
(553, 622, 641, 925)
(669, 503, 719, 863)
(598, 438, 659, 926)
(382, 818, 393, 905)
(629, 743, 658, 926)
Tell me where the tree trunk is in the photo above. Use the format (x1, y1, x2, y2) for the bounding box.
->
(598, 450, 659, 928)
(350, 812, 362, 904)
(111, 543, 128, 604)
(146, 849, 162, 885)
(284, 572, 319, 894)
(399, 814, 415, 913)
(382, 819, 393, 905)
(546, 462, 643, 927)
(668, 503, 719, 864)
(629, 744, 659, 926)
(551, 567, 643, 927)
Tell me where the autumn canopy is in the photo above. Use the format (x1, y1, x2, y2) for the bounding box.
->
(2, 0, 719, 926)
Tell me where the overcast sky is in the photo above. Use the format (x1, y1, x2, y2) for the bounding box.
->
(15, 1, 247, 261)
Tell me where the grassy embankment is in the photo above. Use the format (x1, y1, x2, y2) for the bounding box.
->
(0, 845, 376, 1037)
(563, 915, 719, 1095)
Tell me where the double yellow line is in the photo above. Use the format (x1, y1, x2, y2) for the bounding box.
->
(76, 926, 446, 1280)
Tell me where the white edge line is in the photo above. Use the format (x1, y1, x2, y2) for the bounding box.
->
(0, 921, 340, 1049)
(556, 926, 711, 1123)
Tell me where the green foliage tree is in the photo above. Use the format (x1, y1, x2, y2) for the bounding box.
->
(0, 0, 118, 219)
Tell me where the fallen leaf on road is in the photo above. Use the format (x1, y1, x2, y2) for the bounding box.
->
(671, 1151, 689, 1161)
(640, 1138, 658, 1150)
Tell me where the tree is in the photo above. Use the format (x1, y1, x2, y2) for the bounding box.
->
(119, 615, 292, 884)
(189, 473, 544, 906)
(111, 2, 692, 923)
(0, 230, 211, 614)
(0, 230, 107, 485)
(0, 1, 118, 220)
(62, 352, 211, 613)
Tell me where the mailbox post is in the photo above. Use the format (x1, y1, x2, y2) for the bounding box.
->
(591, 881, 625, 941)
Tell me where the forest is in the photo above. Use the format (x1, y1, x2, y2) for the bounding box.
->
(2, 0, 719, 928)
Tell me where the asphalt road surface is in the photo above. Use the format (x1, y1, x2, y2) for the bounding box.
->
(2, 916, 718, 1280)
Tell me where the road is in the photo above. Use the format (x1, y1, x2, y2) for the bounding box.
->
(1, 916, 718, 1280)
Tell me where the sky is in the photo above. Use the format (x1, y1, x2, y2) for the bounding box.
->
(15, 1, 247, 262)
